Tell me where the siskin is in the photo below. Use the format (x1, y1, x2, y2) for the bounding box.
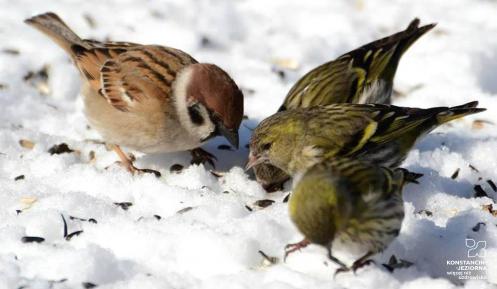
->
(253, 18, 435, 191)
(247, 102, 485, 176)
(285, 158, 422, 274)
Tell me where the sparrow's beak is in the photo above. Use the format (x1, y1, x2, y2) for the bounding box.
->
(245, 152, 266, 171)
(217, 123, 239, 149)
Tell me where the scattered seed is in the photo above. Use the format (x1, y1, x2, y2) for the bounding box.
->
(66, 230, 83, 241)
(19, 139, 35, 149)
(474, 185, 488, 198)
(16, 209, 22, 215)
(114, 202, 133, 211)
(482, 204, 497, 216)
(468, 164, 479, 173)
(83, 14, 96, 28)
(283, 194, 290, 203)
(245, 205, 253, 212)
(48, 143, 74, 155)
(154, 214, 162, 220)
(177, 207, 193, 214)
(222, 190, 230, 194)
(209, 170, 224, 178)
(217, 144, 232, 151)
(88, 218, 97, 224)
(254, 199, 275, 208)
(88, 150, 96, 163)
(21, 236, 45, 243)
(417, 209, 433, 217)
(472, 119, 494, 130)
(2, 48, 20, 55)
(82, 282, 97, 289)
(450, 168, 460, 180)
(472, 222, 486, 232)
(382, 255, 413, 272)
(169, 164, 184, 173)
(487, 180, 497, 192)
(14, 175, 25, 181)
(258, 250, 278, 266)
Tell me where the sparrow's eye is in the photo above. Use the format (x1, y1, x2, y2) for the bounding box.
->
(261, 143, 272, 151)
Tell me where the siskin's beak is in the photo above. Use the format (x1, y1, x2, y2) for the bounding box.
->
(245, 152, 266, 171)
(217, 123, 239, 149)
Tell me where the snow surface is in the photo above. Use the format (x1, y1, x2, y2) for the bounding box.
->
(1, 0, 497, 288)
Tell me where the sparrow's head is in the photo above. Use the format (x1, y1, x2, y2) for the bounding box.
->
(174, 63, 244, 148)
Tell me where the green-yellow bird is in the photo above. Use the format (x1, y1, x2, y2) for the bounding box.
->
(253, 18, 436, 191)
(247, 102, 484, 176)
(285, 158, 421, 274)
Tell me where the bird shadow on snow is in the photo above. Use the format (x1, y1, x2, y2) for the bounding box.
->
(137, 118, 259, 173)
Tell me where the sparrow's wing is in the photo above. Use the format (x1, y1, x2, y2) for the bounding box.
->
(279, 19, 435, 111)
(95, 45, 197, 112)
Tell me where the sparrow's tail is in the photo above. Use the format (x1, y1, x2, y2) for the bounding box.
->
(25, 12, 89, 55)
(436, 101, 486, 124)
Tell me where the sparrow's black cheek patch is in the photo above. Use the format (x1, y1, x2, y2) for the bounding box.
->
(188, 105, 204, 125)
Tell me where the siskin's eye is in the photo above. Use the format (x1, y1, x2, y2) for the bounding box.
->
(261, 143, 272, 151)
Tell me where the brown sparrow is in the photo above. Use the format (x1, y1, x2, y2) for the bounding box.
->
(25, 12, 244, 175)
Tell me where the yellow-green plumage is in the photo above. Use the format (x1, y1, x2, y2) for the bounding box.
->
(287, 158, 420, 271)
(249, 102, 485, 176)
(253, 19, 435, 191)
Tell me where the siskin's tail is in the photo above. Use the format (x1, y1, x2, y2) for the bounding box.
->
(436, 101, 486, 124)
(25, 12, 89, 55)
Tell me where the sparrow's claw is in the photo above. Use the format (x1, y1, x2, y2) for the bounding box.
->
(190, 148, 217, 168)
(284, 239, 310, 261)
(110, 144, 161, 177)
(351, 259, 375, 272)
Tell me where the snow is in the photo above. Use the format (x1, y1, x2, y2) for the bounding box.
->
(1, 0, 497, 288)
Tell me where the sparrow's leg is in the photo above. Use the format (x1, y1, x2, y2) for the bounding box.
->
(110, 144, 161, 177)
(284, 239, 310, 261)
(190, 148, 217, 168)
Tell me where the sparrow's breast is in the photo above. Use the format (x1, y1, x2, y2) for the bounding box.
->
(82, 84, 201, 153)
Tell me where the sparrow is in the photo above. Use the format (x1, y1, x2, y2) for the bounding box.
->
(285, 157, 421, 274)
(252, 18, 435, 191)
(25, 12, 244, 175)
(247, 102, 485, 176)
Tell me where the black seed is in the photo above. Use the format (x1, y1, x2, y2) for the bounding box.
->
(16, 209, 22, 215)
(469, 164, 480, 173)
(217, 144, 232, 151)
(472, 222, 486, 232)
(14, 175, 25, 181)
(82, 282, 97, 288)
(176, 207, 193, 214)
(88, 218, 97, 224)
(154, 215, 162, 220)
(48, 143, 74, 155)
(487, 180, 497, 192)
(169, 164, 184, 173)
(254, 199, 275, 208)
(21, 236, 44, 243)
(474, 185, 488, 198)
(114, 202, 133, 210)
(65, 230, 83, 241)
(283, 194, 290, 203)
(450, 168, 460, 180)
(245, 205, 253, 212)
